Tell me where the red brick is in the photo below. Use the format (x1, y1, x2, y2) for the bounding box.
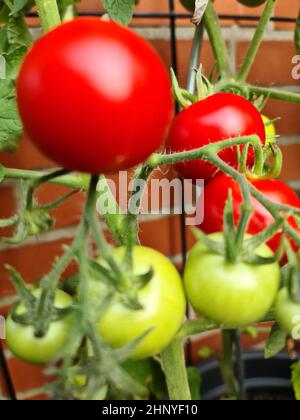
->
(280, 144, 300, 182)
(274, 0, 299, 30)
(237, 41, 297, 86)
(5, 353, 55, 393)
(0, 134, 54, 170)
(0, 239, 75, 296)
(263, 99, 300, 136)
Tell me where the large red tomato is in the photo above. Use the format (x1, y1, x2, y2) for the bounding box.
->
(166, 93, 266, 183)
(199, 175, 300, 256)
(17, 18, 173, 174)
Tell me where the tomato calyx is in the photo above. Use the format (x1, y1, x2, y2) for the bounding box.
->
(170, 66, 214, 109)
(6, 265, 74, 338)
(239, 141, 283, 181)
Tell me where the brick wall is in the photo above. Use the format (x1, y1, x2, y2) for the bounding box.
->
(0, 0, 299, 400)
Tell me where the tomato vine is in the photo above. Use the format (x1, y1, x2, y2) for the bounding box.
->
(0, 0, 299, 401)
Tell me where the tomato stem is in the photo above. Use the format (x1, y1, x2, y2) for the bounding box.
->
(237, 0, 278, 82)
(202, 1, 233, 79)
(220, 330, 238, 399)
(35, 0, 61, 33)
(217, 82, 300, 104)
(161, 337, 192, 401)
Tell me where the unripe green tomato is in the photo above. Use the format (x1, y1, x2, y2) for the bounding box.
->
(237, 0, 267, 7)
(89, 246, 186, 359)
(179, 0, 195, 12)
(275, 288, 300, 340)
(184, 233, 280, 328)
(6, 289, 74, 365)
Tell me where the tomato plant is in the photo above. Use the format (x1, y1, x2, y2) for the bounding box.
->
(6, 289, 74, 365)
(275, 289, 300, 338)
(199, 175, 300, 257)
(0, 0, 299, 403)
(90, 246, 186, 359)
(167, 93, 266, 183)
(17, 18, 173, 174)
(184, 233, 280, 327)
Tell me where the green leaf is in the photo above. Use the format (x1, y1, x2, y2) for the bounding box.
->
(0, 80, 23, 152)
(101, 0, 135, 26)
(10, 0, 34, 16)
(187, 366, 201, 400)
(264, 323, 287, 359)
(295, 9, 300, 55)
(122, 357, 168, 400)
(291, 361, 300, 401)
(0, 14, 32, 152)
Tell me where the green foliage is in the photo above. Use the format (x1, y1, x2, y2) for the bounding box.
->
(291, 361, 300, 401)
(101, 0, 135, 26)
(264, 323, 287, 359)
(0, 1, 33, 152)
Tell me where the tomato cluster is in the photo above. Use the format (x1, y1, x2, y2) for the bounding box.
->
(6, 16, 300, 371)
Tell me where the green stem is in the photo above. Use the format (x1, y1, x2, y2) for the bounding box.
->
(237, 0, 277, 82)
(161, 338, 191, 401)
(217, 82, 300, 104)
(187, 23, 204, 94)
(220, 330, 238, 399)
(4, 168, 90, 190)
(203, 1, 232, 79)
(35, 0, 61, 33)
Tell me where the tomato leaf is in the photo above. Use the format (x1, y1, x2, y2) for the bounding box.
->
(0, 80, 23, 152)
(0, 14, 32, 152)
(291, 361, 300, 401)
(101, 0, 135, 26)
(10, 0, 33, 16)
(264, 323, 287, 359)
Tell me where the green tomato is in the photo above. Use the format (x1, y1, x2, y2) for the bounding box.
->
(6, 289, 74, 365)
(179, 0, 195, 12)
(262, 115, 276, 145)
(275, 288, 300, 340)
(237, 0, 267, 7)
(90, 246, 186, 359)
(184, 233, 280, 327)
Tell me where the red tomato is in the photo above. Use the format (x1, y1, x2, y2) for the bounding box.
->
(199, 175, 300, 257)
(166, 93, 266, 183)
(17, 18, 173, 174)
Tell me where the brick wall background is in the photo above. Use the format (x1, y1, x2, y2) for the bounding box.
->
(0, 0, 299, 400)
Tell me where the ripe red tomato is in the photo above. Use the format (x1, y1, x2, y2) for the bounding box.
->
(17, 18, 173, 174)
(199, 175, 300, 257)
(166, 93, 266, 183)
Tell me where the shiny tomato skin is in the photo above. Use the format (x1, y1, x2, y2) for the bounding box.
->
(89, 247, 186, 359)
(166, 93, 266, 183)
(184, 233, 280, 327)
(200, 175, 300, 257)
(17, 18, 173, 174)
(6, 289, 74, 365)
